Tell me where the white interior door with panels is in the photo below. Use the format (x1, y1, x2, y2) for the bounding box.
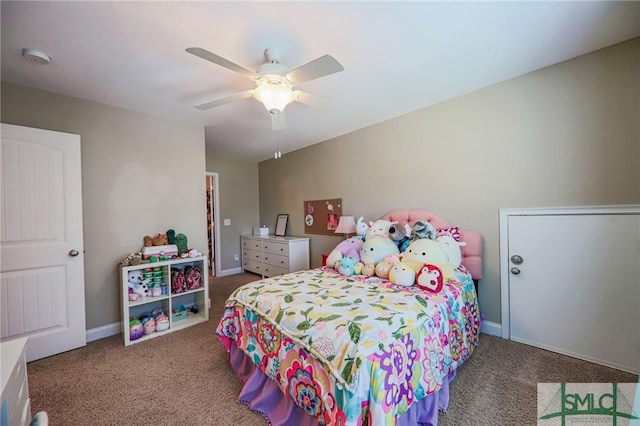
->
(500, 206, 639, 374)
(1, 123, 86, 362)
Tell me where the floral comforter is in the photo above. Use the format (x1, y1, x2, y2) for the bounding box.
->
(216, 267, 481, 425)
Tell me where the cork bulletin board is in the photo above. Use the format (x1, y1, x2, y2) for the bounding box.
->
(303, 198, 342, 235)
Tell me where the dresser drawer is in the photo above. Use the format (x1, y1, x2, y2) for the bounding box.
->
(262, 264, 288, 278)
(242, 248, 262, 263)
(242, 238, 262, 251)
(263, 241, 289, 256)
(242, 259, 262, 275)
(262, 252, 288, 269)
(1, 338, 30, 426)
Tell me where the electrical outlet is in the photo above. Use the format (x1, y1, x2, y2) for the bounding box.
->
(223, 219, 231, 226)
(234, 253, 239, 261)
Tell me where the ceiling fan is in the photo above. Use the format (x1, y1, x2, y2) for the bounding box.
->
(186, 46, 347, 130)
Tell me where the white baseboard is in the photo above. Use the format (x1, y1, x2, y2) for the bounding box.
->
(218, 267, 243, 277)
(86, 322, 121, 342)
(480, 320, 502, 336)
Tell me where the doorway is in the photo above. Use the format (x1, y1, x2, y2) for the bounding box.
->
(205, 173, 221, 278)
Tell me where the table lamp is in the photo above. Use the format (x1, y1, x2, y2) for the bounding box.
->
(334, 215, 356, 239)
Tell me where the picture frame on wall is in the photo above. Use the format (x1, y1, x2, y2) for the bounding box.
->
(275, 214, 289, 236)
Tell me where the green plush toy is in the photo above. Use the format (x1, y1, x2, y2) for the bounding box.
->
(175, 233, 188, 254)
(166, 229, 176, 245)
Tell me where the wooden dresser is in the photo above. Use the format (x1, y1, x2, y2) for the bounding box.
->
(241, 235, 310, 277)
(1, 338, 31, 426)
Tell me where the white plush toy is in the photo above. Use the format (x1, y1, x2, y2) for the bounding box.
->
(436, 236, 467, 269)
(389, 261, 416, 287)
(356, 217, 369, 240)
(365, 220, 393, 240)
(402, 238, 454, 281)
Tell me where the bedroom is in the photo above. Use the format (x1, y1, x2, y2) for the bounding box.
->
(1, 1, 639, 425)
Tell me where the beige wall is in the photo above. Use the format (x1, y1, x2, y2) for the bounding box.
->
(1, 82, 208, 330)
(259, 38, 640, 325)
(205, 156, 259, 272)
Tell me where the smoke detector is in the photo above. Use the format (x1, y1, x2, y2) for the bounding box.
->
(22, 48, 51, 65)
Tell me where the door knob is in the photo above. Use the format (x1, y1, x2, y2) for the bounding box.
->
(69, 249, 79, 257)
(510, 267, 521, 275)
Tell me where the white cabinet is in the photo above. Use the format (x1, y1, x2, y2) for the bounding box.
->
(119, 256, 209, 346)
(1, 338, 30, 426)
(241, 235, 310, 277)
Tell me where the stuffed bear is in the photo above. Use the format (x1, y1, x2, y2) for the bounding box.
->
(143, 236, 153, 247)
(389, 261, 416, 287)
(412, 221, 437, 241)
(152, 233, 168, 246)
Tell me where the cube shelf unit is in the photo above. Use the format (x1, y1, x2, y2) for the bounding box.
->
(119, 256, 209, 346)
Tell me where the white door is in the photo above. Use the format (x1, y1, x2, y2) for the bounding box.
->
(502, 207, 639, 374)
(1, 123, 86, 362)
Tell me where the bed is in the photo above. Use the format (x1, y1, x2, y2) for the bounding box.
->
(216, 209, 483, 425)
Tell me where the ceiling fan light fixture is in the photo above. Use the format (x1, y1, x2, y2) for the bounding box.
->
(254, 79, 294, 113)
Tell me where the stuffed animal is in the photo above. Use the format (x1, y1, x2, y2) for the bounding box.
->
(374, 254, 400, 279)
(129, 319, 144, 341)
(412, 221, 437, 241)
(389, 261, 416, 287)
(128, 270, 150, 297)
(353, 262, 364, 275)
(436, 235, 467, 269)
(362, 263, 375, 277)
(416, 264, 444, 292)
(143, 236, 153, 247)
(143, 317, 156, 335)
(166, 229, 177, 244)
(402, 238, 454, 281)
(152, 233, 168, 246)
(175, 233, 188, 255)
(326, 237, 363, 268)
(356, 217, 369, 240)
(336, 257, 355, 276)
(155, 313, 169, 331)
(388, 222, 412, 250)
(365, 220, 393, 240)
(360, 235, 400, 266)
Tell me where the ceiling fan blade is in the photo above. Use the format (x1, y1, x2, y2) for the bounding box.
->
(270, 110, 286, 132)
(195, 90, 254, 111)
(186, 47, 259, 79)
(294, 90, 350, 114)
(286, 55, 344, 84)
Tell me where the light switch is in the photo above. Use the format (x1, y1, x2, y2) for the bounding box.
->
(223, 219, 231, 226)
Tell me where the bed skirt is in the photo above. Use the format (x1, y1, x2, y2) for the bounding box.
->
(229, 345, 455, 426)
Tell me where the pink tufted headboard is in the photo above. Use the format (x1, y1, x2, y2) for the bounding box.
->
(380, 209, 483, 280)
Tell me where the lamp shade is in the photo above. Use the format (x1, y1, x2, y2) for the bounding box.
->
(334, 216, 356, 235)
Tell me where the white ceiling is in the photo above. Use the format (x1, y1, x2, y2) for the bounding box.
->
(2, 2, 639, 162)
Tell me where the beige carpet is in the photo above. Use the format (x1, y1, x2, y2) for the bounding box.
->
(27, 273, 637, 425)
